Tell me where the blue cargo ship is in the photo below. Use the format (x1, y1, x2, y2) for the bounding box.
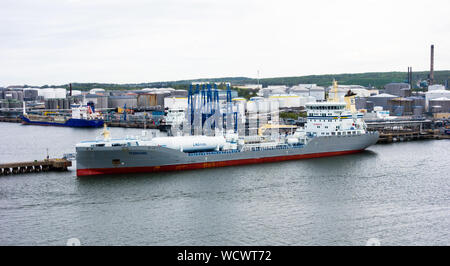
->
(21, 106, 104, 128)
(21, 115, 104, 127)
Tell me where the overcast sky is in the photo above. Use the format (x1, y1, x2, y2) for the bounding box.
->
(0, 0, 449, 86)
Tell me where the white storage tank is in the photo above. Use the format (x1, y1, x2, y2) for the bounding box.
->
(246, 100, 258, 113)
(428, 84, 445, 91)
(89, 88, 106, 95)
(42, 88, 56, 99)
(54, 88, 67, 99)
(309, 86, 325, 101)
(71, 90, 82, 96)
(232, 98, 246, 114)
(164, 97, 188, 110)
(257, 99, 270, 113)
(151, 136, 226, 152)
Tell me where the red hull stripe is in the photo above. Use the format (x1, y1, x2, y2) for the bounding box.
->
(76, 149, 364, 176)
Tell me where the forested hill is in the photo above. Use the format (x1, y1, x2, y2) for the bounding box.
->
(36, 70, 449, 91)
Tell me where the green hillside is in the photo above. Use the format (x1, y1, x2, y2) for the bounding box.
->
(38, 70, 449, 91)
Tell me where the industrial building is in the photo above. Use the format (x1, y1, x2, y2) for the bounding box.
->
(108, 95, 138, 109)
(384, 83, 411, 97)
(425, 85, 450, 110)
(428, 97, 450, 113)
(367, 93, 398, 111)
(388, 98, 413, 116)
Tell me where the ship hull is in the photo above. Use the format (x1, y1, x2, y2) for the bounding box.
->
(21, 115, 104, 128)
(76, 132, 379, 176)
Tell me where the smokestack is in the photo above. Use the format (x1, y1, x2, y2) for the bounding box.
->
(430, 45, 434, 85)
(409, 67, 413, 89)
(69, 83, 72, 96)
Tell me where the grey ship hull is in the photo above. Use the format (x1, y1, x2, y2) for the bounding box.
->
(76, 132, 379, 176)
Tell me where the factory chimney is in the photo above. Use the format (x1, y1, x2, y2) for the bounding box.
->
(69, 83, 72, 96)
(410, 67, 413, 89)
(430, 45, 434, 85)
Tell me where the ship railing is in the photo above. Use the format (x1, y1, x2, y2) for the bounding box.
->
(241, 143, 291, 152)
(187, 149, 241, 156)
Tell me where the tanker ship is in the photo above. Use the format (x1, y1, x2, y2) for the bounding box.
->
(75, 101, 379, 176)
(21, 105, 104, 128)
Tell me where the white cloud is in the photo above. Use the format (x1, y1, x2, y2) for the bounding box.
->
(0, 0, 449, 86)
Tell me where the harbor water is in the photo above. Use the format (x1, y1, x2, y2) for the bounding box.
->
(0, 123, 448, 245)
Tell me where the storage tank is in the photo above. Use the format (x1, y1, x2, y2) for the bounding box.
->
(384, 83, 410, 97)
(0, 88, 6, 99)
(156, 92, 170, 107)
(428, 84, 445, 91)
(23, 88, 39, 101)
(85, 94, 108, 109)
(1, 101, 9, 109)
(366, 101, 374, 112)
(58, 98, 64, 109)
(151, 136, 226, 152)
(4, 91, 16, 100)
(89, 88, 105, 95)
(54, 88, 67, 99)
(97, 95, 108, 109)
(355, 97, 367, 110)
(108, 95, 137, 108)
(257, 99, 270, 113)
(137, 93, 157, 107)
(164, 97, 188, 110)
(42, 88, 56, 99)
(429, 97, 450, 113)
(309, 87, 325, 101)
(368, 93, 398, 110)
(425, 89, 450, 109)
(172, 90, 188, 97)
(63, 99, 69, 109)
(413, 106, 424, 116)
(37, 88, 44, 97)
(289, 86, 310, 97)
(71, 90, 82, 96)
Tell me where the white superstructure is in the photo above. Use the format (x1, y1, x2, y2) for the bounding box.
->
(304, 102, 366, 137)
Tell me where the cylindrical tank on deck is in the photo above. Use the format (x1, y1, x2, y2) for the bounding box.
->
(151, 136, 226, 152)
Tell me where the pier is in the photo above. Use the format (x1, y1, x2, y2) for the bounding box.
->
(0, 158, 72, 175)
(0, 116, 21, 123)
(366, 119, 449, 143)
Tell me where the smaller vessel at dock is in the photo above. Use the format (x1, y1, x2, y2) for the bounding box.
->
(21, 105, 104, 128)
